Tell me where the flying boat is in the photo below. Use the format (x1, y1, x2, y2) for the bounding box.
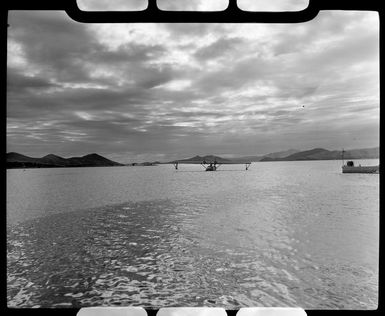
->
(171, 156, 251, 171)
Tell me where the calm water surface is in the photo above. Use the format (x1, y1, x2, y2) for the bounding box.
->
(7, 160, 379, 309)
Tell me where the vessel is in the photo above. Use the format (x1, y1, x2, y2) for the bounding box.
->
(342, 160, 379, 173)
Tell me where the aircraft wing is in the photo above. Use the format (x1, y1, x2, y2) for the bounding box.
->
(171, 160, 205, 164)
(172, 160, 251, 164)
(214, 160, 251, 164)
(171, 160, 251, 170)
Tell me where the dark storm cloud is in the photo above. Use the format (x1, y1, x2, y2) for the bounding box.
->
(7, 69, 59, 91)
(8, 11, 174, 89)
(7, 86, 148, 119)
(7, 10, 179, 127)
(9, 11, 99, 83)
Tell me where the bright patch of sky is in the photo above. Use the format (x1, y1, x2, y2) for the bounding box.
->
(77, 0, 148, 11)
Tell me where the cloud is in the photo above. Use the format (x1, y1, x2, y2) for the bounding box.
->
(194, 37, 245, 60)
(7, 69, 59, 91)
(92, 43, 167, 65)
(162, 23, 224, 39)
(6, 10, 379, 162)
(8, 11, 99, 83)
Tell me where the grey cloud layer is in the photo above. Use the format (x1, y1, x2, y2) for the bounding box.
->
(7, 10, 379, 162)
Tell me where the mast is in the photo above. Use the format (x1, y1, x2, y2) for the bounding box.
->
(341, 148, 345, 166)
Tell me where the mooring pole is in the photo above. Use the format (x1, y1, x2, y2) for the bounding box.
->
(341, 149, 345, 167)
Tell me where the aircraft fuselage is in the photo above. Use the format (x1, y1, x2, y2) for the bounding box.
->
(205, 165, 217, 171)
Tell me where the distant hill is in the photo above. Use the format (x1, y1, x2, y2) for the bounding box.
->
(229, 155, 263, 162)
(6, 152, 124, 169)
(236, 149, 299, 162)
(279, 148, 336, 161)
(7, 152, 41, 163)
(171, 155, 232, 163)
(260, 147, 379, 161)
(263, 149, 300, 159)
(40, 154, 69, 166)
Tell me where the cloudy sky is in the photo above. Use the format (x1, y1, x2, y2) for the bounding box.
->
(7, 1, 379, 163)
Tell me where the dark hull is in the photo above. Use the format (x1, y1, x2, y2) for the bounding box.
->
(342, 165, 379, 173)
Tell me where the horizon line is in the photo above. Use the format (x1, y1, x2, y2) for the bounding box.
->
(7, 146, 380, 163)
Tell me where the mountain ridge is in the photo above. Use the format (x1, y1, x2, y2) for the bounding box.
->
(233, 149, 300, 162)
(172, 147, 379, 163)
(260, 147, 379, 161)
(6, 152, 124, 169)
(8, 146, 379, 168)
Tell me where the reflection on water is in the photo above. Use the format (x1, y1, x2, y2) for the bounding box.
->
(7, 162, 379, 309)
(8, 200, 377, 309)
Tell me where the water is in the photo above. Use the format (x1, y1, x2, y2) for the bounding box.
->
(7, 160, 379, 309)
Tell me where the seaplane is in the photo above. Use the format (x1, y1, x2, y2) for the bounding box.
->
(171, 155, 252, 171)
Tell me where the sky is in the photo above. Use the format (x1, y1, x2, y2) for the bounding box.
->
(7, 1, 379, 163)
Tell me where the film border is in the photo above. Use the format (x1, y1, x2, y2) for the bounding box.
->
(2, 1, 383, 316)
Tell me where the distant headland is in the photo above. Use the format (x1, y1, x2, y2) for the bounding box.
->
(170, 147, 379, 163)
(7, 147, 379, 169)
(6, 153, 123, 169)
(239, 147, 379, 162)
